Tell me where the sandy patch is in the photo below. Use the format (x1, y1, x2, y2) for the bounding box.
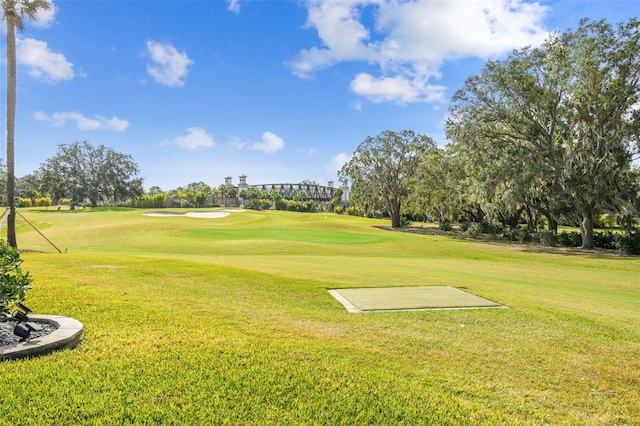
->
(144, 211, 230, 219)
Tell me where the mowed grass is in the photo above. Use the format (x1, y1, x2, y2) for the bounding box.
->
(1, 207, 638, 425)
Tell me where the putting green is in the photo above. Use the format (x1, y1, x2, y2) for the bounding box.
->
(329, 286, 505, 312)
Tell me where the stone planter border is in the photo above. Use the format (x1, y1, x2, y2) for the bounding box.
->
(0, 315, 84, 361)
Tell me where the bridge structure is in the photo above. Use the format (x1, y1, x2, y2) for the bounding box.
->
(249, 182, 336, 202)
(225, 175, 348, 204)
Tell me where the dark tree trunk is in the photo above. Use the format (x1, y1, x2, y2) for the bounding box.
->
(6, 13, 17, 248)
(579, 205, 595, 249)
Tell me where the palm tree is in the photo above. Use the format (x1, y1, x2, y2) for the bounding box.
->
(1, 0, 50, 248)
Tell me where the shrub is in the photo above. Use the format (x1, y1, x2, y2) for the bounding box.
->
(132, 193, 166, 208)
(538, 231, 557, 247)
(593, 230, 617, 250)
(503, 226, 531, 243)
(502, 226, 518, 242)
(18, 198, 32, 207)
(346, 207, 359, 216)
(479, 220, 501, 235)
(334, 206, 344, 215)
(614, 231, 640, 255)
(260, 200, 272, 210)
(439, 219, 452, 231)
(399, 215, 412, 227)
(464, 223, 484, 238)
(0, 240, 32, 316)
(557, 231, 582, 247)
(36, 196, 52, 207)
(274, 199, 287, 211)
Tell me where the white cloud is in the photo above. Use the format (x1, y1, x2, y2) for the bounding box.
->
(327, 152, 352, 177)
(249, 131, 285, 154)
(145, 40, 193, 88)
(174, 127, 215, 150)
(34, 111, 129, 131)
(227, 0, 240, 14)
(299, 147, 316, 157)
(289, 0, 549, 104)
(30, 1, 57, 28)
(288, 1, 377, 79)
(350, 73, 445, 105)
(17, 37, 74, 83)
(226, 136, 247, 151)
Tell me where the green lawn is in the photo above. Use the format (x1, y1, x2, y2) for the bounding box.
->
(1, 207, 638, 425)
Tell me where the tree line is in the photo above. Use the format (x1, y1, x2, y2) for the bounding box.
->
(4, 11, 639, 254)
(340, 19, 640, 250)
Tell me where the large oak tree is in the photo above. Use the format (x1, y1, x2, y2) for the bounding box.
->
(339, 130, 435, 228)
(38, 141, 143, 207)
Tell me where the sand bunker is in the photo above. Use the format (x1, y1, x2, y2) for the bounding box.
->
(144, 211, 230, 219)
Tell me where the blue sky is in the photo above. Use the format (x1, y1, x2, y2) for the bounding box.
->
(2, 0, 638, 191)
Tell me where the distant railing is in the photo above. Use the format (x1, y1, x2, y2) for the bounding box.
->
(248, 183, 336, 201)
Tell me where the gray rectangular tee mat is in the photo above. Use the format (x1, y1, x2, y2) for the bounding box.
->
(328, 286, 505, 312)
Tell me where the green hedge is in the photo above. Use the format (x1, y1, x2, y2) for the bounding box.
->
(558, 230, 640, 255)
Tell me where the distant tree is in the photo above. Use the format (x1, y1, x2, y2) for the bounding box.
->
(0, 160, 6, 205)
(185, 181, 207, 192)
(329, 187, 343, 211)
(2, 0, 51, 247)
(15, 173, 43, 203)
(39, 141, 143, 207)
(239, 187, 262, 210)
(217, 184, 228, 198)
(339, 130, 436, 228)
(148, 186, 163, 194)
(271, 189, 285, 210)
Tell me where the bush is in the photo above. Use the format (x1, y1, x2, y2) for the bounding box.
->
(0, 240, 32, 316)
(464, 223, 484, 238)
(502, 226, 518, 242)
(36, 196, 52, 207)
(557, 231, 582, 247)
(439, 219, 452, 231)
(537, 231, 557, 247)
(346, 207, 359, 216)
(503, 226, 531, 243)
(593, 230, 617, 250)
(18, 198, 32, 208)
(334, 206, 344, 215)
(260, 200, 272, 210)
(399, 215, 412, 227)
(132, 193, 166, 208)
(479, 220, 501, 235)
(614, 231, 640, 255)
(274, 199, 288, 211)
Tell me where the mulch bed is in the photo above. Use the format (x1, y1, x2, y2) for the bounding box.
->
(0, 318, 58, 346)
